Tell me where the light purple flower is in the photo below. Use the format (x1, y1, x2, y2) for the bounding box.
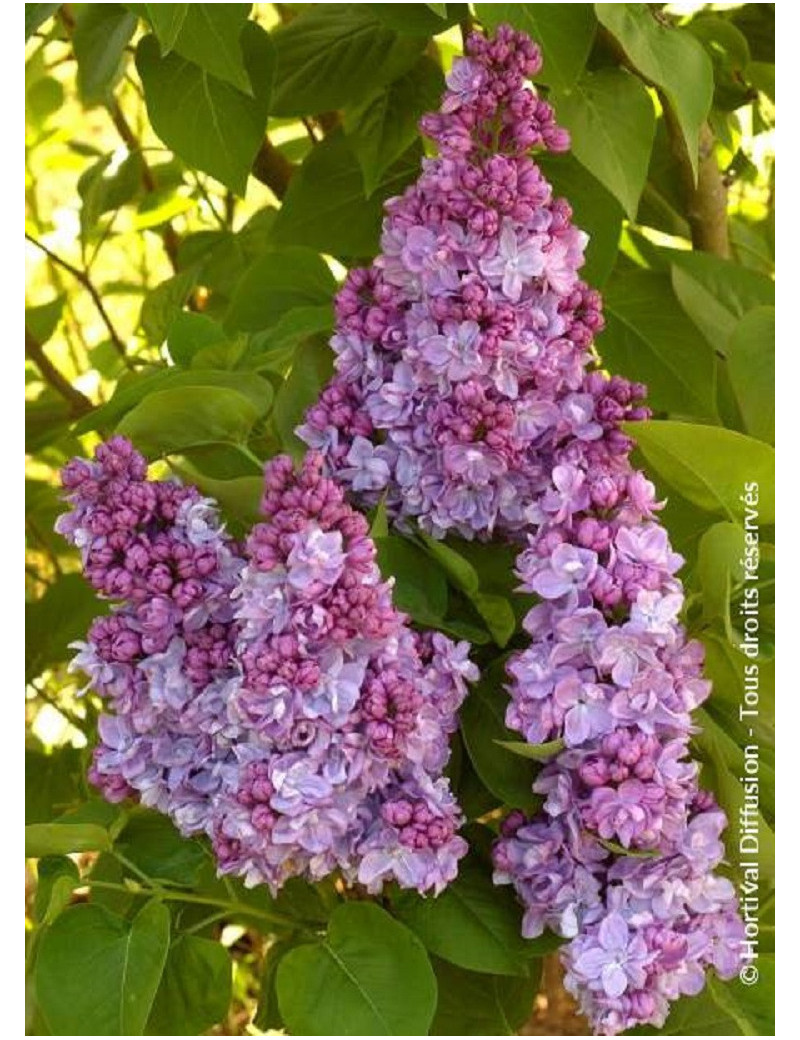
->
(480, 220, 546, 301)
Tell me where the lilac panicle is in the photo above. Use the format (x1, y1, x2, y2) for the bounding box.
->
(215, 451, 473, 893)
(299, 23, 746, 1034)
(58, 438, 475, 896)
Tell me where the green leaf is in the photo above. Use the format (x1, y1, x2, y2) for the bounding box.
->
(144, 4, 189, 52)
(430, 958, 542, 1035)
(25, 295, 65, 345)
(669, 250, 774, 355)
(369, 495, 390, 539)
(272, 130, 421, 258)
(88, 853, 137, 916)
(78, 367, 273, 433)
(254, 936, 297, 1032)
(115, 810, 207, 886)
(35, 901, 171, 1035)
(470, 592, 514, 648)
(26, 820, 111, 858)
(625, 420, 775, 524)
(537, 154, 623, 286)
(551, 68, 655, 219)
(700, 635, 775, 814)
(273, 336, 335, 459)
(226, 247, 336, 333)
(596, 837, 659, 859)
(686, 13, 752, 112)
(277, 903, 437, 1036)
(140, 267, 199, 345)
(394, 856, 551, 975)
(25, 747, 86, 825)
(34, 856, 80, 924)
(365, 4, 466, 34)
(134, 189, 197, 230)
(271, 4, 427, 117)
(418, 535, 515, 646)
(244, 304, 334, 373)
(180, 471, 263, 527)
(25, 63, 65, 127)
(494, 738, 564, 762)
(73, 5, 137, 106)
(595, 4, 714, 182)
(79, 152, 145, 237)
(136, 22, 274, 195)
(726, 306, 775, 445)
(696, 522, 745, 634)
(163, 4, 253, 93)
(345, 56, 444, 196)
(117, 385, 261, 456)
(25, 4, 60, 39)
(166, 312, 227, 367)
(460, 657, 538, 811)
(419, 533, 480, 595)
(375, 535, 448, 626)
(693, 710, 775, 878)
(601, 270, 719, 420)
(146, 934, 231, 1035)
(747, 60, 775, 100)
(476, 4, 596, 90)
(26, 574, 103, 682)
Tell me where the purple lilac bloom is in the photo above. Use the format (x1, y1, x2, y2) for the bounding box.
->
(58, 439, 476, 897)
(297, 25, 595, 541)
(296, 22, 746, 1035)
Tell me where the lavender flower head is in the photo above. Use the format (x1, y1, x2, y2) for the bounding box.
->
(298, 24, 604, 540)
(58, 438, 475, 896)
(294, 21, 747, 1035)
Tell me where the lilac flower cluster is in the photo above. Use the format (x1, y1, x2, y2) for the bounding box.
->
(494, 802, 743, 1035)
(58, 437, 475, 895)
(298, 25, 605, 539)
(299, 25, 745, 1034)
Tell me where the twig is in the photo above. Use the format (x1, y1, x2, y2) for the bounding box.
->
(28, 680, 89, 735)
(662, 111, 730, 258)
(596, 24, 730, 258)
(251, 138, 295, 198)
(191, 172, 228, 231)
(25, 234, 133, 366)
(83, 878, 303, 931)
(25, 328, 93, 416)
(459, 11, 475, 49)
(301, 117, 319, 144)
(107, 100, 181, 269)
(224, 189, 236, 229)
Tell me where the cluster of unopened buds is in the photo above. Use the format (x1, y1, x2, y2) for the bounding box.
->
(58, 23, 745, 1037)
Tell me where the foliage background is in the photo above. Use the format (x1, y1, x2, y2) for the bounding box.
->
(25, 3, 774, 1035)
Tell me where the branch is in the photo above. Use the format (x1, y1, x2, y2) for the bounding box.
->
(251, 138, 295, 198)
(662, 113, 730, 258)
(25, 234, 133, 366)
(25, 328, 94, 417)
(107, 101, 181, 270)
(595, 24, 730, 258)
(459, 11, 475, 49)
